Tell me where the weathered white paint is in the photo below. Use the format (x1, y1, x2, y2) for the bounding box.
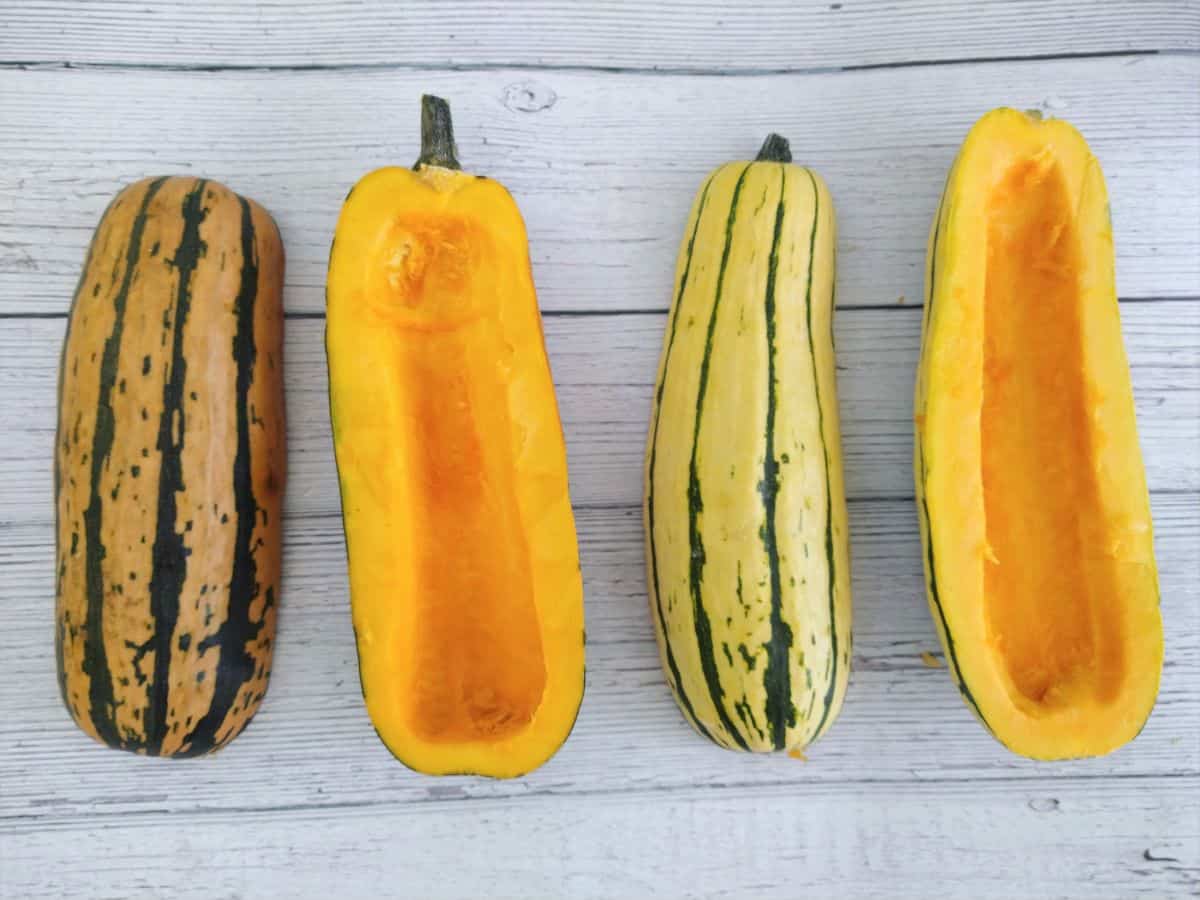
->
(1, 55, 1198, 316)
(4, 778, 1198, 899)
(2, 494, 1197, 816)
(0, 306, 1195, 522)
(0, 0, 1196, 69)
(1, 3, 1198, 897)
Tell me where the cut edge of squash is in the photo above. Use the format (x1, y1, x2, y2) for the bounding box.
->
(328, 161, 585, 779)
(917, 109, 1162, 760)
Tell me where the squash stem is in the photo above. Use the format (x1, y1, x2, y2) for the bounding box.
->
(415, 94, 461, 170)
(756, 133, 792, 163)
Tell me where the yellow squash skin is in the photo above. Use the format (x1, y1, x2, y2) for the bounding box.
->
(644, 136, 852, 753)
(914, 109, 1162, 760)
(326, 97, 584, 778)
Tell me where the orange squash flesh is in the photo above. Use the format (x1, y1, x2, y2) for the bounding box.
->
(915, 109, 1162, 759)
(981, 155, 1123, 710)
(327, 98, 584, 776)
(400, 251, 548, 744)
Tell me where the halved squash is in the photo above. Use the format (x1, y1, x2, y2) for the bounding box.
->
(914, 108, 1162, 759)
(326, 96, 584, 777)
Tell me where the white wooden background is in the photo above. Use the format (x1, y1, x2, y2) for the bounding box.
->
(1, 3, 1198, 897)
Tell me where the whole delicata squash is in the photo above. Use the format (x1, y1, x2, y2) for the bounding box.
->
(56, 176, 286, 756)
(644, 134, 853, 753)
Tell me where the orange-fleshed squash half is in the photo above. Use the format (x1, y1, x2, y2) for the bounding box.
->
(326, 96, 584, 777)
(914, 108, 1163, 759)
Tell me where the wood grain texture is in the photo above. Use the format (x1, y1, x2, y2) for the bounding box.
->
(1, 0, 1196, 70)
(3, 777, 1197, 899)
(1, 55, 1198, 315)
(1, 304, 1196, 526)
(2, 496, 1197, 817)
(2, 7, 1199, 895)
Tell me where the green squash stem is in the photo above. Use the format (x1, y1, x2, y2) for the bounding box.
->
(414, 94, 461, 171)
(756, 133, 793, 163)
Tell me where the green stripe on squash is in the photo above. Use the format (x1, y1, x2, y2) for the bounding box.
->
(645, 138, 852, 754)
(55, 176, 286, 757)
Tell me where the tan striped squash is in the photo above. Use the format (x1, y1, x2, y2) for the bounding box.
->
(55, 176, 286, 757)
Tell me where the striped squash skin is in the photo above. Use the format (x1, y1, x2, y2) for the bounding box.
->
(913, 174, 989, 730)
(55, 176, 286, 757)
(644, 151, 852, 753)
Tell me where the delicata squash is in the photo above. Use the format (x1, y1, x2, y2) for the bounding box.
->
(644, 134, 852, 753)
(326, 96, 585, 777)
(915, 109, 1163, 759)
(56, 177, 286, 756)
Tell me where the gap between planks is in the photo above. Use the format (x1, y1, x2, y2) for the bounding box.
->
(6, 771, 1198, 833)
(0, 48, 1179, 78)
(2, 294, 1196, 322)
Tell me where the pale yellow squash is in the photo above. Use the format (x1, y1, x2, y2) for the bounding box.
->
(645, 134, 852, 753)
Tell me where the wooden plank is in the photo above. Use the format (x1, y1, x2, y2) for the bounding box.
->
(2, 494, 1196, 820)
(0, 55, 1197, 315)
(1, 1, 1196, 70)
(2, 303, 1196, 524)
(2, 775, 1197, 899)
